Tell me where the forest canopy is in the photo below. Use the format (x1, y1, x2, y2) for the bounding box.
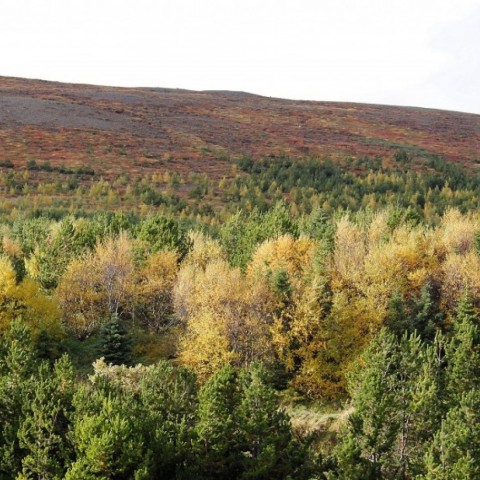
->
(1, 153, 480, 478)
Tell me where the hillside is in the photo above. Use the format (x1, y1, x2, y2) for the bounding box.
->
(1, 75, 480, 178)
(2, 78, 480, 478)
(1, 76, 480, 220)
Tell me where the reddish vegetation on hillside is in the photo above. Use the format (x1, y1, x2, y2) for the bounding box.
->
(1, 76, 480, 181)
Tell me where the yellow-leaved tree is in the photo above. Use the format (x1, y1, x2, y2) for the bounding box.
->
(0, 255, 61, 339)
(56, 233, 134, 338)
(129, 250, 178, 333)
(175, 257, 273, 381)
(248, 234, 320, 367)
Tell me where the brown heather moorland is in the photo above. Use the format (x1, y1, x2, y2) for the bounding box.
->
(1, 75, 480, 183)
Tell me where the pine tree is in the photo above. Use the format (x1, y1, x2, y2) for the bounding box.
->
(421, 390, 480, 479)
(445, 291, 480, 404)
(340, 329, 399, 478)
(99, 315, 132, 366)
(138, 214, 192, 260)
(17, 355, 75, 479)
(411, 283, 443, 341)
(66, 387, 151, 479)
(194, 365, 243, 479)
(303, 207, 334, 251)
(385, 292, 410, 336)
(238, 363, 307, 480)
(139, 361, 198, 478)
(35, 328, 60, 362)
(335, 431, 376, 480)
(405, 332, 447, 476)
(0, 321, 36, 476)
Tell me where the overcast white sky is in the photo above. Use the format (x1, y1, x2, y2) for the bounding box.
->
(2, 0, 480, 114)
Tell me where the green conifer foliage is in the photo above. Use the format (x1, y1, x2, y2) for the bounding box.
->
(99, 315, 132, 366)
(17, 355, 75, 479)
(342, 329, 399, 478)
(445, 291, 480, 403)
(138, 215, 192, 260)
(138, 361, 198, 478)
(238, 363, 306, 480)
(411, 283, 444, 341)
(421, 391, 480, 480)
(0, 321, 36, 476)
(385, 292, 410, 336)
(66, 386, 151, 479)
(194, 365, 242, 479)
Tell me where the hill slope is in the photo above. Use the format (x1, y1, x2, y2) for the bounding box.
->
(1, 76, 480, 181)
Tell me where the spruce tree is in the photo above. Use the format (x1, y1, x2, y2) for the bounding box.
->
(99, 315, 132, 366)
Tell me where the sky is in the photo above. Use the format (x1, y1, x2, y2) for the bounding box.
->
(2, 0, 480, 114)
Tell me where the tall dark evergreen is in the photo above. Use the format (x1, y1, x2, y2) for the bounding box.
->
(99, 315, 132, 366)
(385, 292, 410, 336)
(338, 329, 399, 479)
(410, 283, 444, 341)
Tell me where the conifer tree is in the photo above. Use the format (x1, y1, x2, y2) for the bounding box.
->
(17, 355, 75, 479)
(385, 292, 410, 336)
(405, 332, 447, 475)
(421, 390, 480, 479)
(138, 214, 192, 260)
(339, 329, 399, 478)
(238, 363, 306, 480)
(411, 283, 443, 341)
(66, 386, 151, 479)
(445, 291, 480, 404)
(0, 321, 36, 476)
(99, 315, 132, 366)
(139, 361, 198, 478)
(194, 365, 242, 479)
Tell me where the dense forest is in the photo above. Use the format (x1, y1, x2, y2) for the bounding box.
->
(1, 147, 480, 478)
